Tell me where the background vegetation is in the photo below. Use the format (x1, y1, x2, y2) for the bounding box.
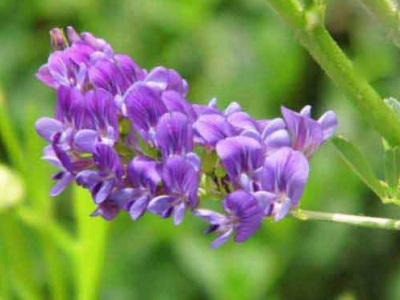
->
(1, 0, 400, 299)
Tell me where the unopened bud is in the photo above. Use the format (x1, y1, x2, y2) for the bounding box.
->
(50, 28, 67, 50)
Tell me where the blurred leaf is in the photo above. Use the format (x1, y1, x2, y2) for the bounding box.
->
(331, 136, 385, 199)
(383, 147, 400, 199)
(174, 235, 278, 300)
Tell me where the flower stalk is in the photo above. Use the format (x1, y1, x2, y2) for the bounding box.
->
(265, 0, 400, 147)
(292, 209, 400, 230)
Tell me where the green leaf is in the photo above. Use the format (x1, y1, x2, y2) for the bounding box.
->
(384, 146, 400, 199)
(331, 136, 385, 199)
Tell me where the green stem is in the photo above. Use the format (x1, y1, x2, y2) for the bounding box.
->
(73, 186, 109, 300)
(265, 0, 400, 147)
(358, 0, 400, 48)
(292, 209, 400, 230)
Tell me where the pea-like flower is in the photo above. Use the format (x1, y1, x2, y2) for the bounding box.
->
(35, 27, 338, 248)
(196, 190, 264, 248)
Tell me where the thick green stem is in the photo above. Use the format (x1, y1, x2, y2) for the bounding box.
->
(292, 209, 400, 230)
(358, 0, 400, 48)
(265, 0, 400, 146)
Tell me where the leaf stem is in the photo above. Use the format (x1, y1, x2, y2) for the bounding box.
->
(265, 0, 400, 146)
(292, 209, 400, 230)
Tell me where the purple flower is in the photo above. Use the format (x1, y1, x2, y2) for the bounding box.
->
(193, 114, 234, 148)
(74, 89, 119, 152)
(216, 136, 263, 191)
(91, 198, 121, 220)
(281, 106, 337, 158)
(88, 56, 145, 114)
(144, 66, 188, 96)
(260, 118, 291, 153)
(155, 112, 193, 158)
(148, 156, 199, 225)
(36, 47, 90, 89)
(76, 144, 123, 204)
(259, 147, 309, 220)
(196, 190, 264, 248)
(125, 83, 167, 143)
(125, 156, 161, 220)
(161, 91, 196, 121)
(55, 86, 88, 128)
(42, 144, 75, 197)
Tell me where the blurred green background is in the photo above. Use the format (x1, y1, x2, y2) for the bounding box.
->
(1, 0, 400, 299)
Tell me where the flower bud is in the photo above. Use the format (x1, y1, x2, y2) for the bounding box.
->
(50, 28, 67, 50)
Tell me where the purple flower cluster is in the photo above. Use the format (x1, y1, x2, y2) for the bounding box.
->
(36, 27, 338, 248)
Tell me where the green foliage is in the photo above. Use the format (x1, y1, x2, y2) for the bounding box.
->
(332, 136, 386, 199)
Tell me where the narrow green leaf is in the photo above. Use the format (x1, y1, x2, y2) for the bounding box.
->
(73, 186, 109, 300)
(384, 147, 400, 198)
(331, 136, 385, 199)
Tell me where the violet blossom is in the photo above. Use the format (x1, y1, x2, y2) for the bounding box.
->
(35, 26, 338, 248)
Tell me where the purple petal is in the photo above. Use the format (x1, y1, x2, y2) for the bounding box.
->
(253, 191, 275, 215)
(36, 66, 57, 87)
(129, 195, 150, 220)
(161, 91, 196, 120)
(93, 144, 123, 177)
(35, 117, 63, 142)
(211, 228, 234, 249)
(224, 102, 242, 116)
(127, 156, 161, 190)
(148, 195, 176, 218)
(274, 196, 291, 221)
(50, 173, 74, 196)
(263, 129, 291, 152)
(318, 111, 338, 141)
(89, 58, 126, 94)
(145, 67, 188, 95)
(155, 111, 193, 157)
(162, 156, 199, 207)
(227, 112, 258, 133)
(194, 114, 234, 147)
(66, 26, 81, 43)
(216, 136, 263, 186)
(173, 202, 186, 225)
(94, 180, 114, 204)
(125, 83, 167, 140)
(261, 118, 286, 139)
(262, 147, 309, 205)
(115, 54, 146, 82)
(281, 106, 324, 157)
(300, 105, 311, 117)
(91, 199, 120, 220)
(74, 129, 98, 152)
(195, 209, 227, 225)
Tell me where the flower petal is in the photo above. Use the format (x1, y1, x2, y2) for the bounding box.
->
(74, 129, 98, 152)
(35, 117, 63, 142)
